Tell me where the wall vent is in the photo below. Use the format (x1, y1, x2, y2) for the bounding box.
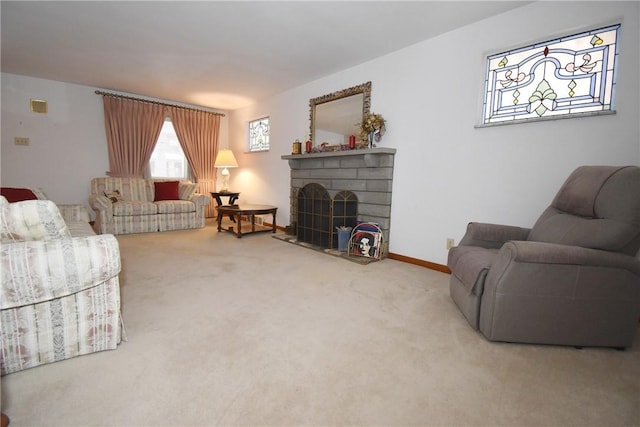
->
(30, 99, 48, 114)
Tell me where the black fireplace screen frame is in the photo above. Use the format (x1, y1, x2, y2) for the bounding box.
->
(297, 184, 358, 249)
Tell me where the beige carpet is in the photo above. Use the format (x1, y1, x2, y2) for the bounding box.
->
(2, 219, 639, 426)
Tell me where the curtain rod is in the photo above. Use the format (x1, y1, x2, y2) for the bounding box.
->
(94, 90, 226, 117)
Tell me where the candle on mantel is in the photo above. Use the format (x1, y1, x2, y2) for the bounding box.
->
(349, 135, 356, 149)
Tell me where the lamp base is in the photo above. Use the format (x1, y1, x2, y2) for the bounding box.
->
(220, 170, 230, 192)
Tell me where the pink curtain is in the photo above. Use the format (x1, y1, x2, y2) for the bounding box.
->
(102, 96, 165, 178)
(168, 107, 221, 217)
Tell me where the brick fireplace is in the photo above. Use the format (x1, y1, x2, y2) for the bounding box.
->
(281, 148, 396, 255)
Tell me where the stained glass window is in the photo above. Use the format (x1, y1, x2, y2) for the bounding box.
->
(249, 117, 270, 152)
(481, 24, 620, 125)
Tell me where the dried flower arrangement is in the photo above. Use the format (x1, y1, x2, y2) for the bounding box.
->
(359, 113, 386, 147)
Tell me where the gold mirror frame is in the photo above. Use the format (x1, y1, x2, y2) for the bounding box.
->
(309, 81, 371, 144)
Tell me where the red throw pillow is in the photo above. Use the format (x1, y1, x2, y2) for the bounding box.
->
(1, 187, 39, 203)
(154, 181, 180, 201)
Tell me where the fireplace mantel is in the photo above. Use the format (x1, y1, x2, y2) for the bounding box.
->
(281, 147, 396, 163)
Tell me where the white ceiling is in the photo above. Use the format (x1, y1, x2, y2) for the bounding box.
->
(1, 1, 530, 110)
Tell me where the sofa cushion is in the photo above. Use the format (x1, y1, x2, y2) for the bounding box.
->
(1, 187, 39, 202)
(91, 177, 153, 202)
(0, 199, 71, 242)
(179, 182, 198, 200)
(65, 220, 97, 237)
(113, 201, 158, 216)
(155, 200, 197, 214)
(154, 181, 180, 201)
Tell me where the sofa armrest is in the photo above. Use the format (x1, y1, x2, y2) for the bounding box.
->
(458, 222, 531, 249)
(1, 234, 121, 310)
(89, 194, 112, 211)
(57, 204, 91, 223)
(190, 193, 212, 206)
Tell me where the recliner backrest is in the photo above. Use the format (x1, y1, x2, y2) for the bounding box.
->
(528, 165, 640, 255)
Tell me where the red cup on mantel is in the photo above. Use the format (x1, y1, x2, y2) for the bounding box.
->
(305, 140, 312, 153)
(349, 135, 356, 149)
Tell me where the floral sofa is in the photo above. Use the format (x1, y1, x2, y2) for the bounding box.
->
(0, 196, 123, 375)
(89, 177, 212, 235)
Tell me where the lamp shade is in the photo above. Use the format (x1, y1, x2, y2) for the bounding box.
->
(214, 149, 238, 168)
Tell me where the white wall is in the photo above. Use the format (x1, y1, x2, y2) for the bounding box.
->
(1, 75, 107, 209)
(229, 1, 640, 265)
(1, 74, 229, 217)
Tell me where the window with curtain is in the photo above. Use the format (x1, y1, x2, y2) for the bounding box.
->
(149, 118, 188, 179)
(100, 93, 222, 218)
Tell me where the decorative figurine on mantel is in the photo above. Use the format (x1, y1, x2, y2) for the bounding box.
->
(292, 139, 302, 154)
(359, 113, 386, 148)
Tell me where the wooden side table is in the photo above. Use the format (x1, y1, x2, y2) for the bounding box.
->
(211, 192, 240, 222)
(211, 191, 240, 206)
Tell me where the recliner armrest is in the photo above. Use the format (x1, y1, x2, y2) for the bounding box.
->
(499, 240, 640, 275)
(459, 222, 531, 249)
(479, 240, 640, 347)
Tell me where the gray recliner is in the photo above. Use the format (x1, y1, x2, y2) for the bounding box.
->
(448, 165, 640, 348)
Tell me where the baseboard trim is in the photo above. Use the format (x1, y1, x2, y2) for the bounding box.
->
(388, 252, 451, 274)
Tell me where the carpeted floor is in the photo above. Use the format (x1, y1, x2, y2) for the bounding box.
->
(2, 219, 639, 426)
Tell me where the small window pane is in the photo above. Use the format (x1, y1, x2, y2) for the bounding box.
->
(149, 119, 188, 179)
(482, 24, 620, 125)
(249, 117, 270, 152)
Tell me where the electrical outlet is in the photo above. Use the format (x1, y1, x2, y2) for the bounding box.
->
(14, 137, 30, 146)
(446, 238, 455, 250)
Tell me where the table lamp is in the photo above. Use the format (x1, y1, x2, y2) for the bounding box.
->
(214, 149, 238, 193)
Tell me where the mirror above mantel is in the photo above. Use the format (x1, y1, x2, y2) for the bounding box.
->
(309, 81, 371, 146)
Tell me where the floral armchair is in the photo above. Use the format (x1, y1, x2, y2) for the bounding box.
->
(0, 196, 123, 375)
